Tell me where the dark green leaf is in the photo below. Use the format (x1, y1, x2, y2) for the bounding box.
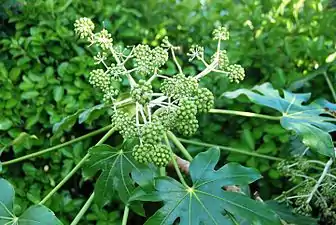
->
(265, 200, 317, 225)
(135, 148, 280, 225)
(84, 143, 146, 215)
(51, 110, 83, 140)
(223, 83, 336, 157)
(0, 178, 62, 224)
(78, 104, 107, 124)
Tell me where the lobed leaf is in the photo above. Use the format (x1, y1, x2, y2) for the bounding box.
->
(223, 82, 336, 157)
(84, 142, 148, 216)
(0, 178, 62, 225)
(132, 148, 281, 225)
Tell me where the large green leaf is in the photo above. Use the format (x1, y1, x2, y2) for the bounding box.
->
(223, 83, 336, 157)
(84, 142, 145, 215)
(0, 178, 62, 225)
(133, 148, 281, 225)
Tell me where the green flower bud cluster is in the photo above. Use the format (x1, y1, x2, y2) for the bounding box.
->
(132, 143, 154, 164)
(212, 26, 229, 41)
(212, 50, 229, 70)
(160, 74, 198, 99)
(108, 64, 125, 82)
(103, 87, 119, 103)
(152, 107, 177, 130)
(140, 121, 165, 145)
(95, 29, 113, 50)
(226, 64, 245, 83)
(133, 44, 168, 75)
(175, 98, 199, 136)
(151, 144, 171, 167)
(187, 45, 204, 61)
(74, 17, 94, 39)
(111, 110, 137, 139)
(131, 80, 153, 105)
(194, 88, 214, 113)
(132, 143, 171, 167)
(89, 69, 110, 91)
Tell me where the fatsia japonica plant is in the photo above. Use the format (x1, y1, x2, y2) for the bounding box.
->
(1, 16, 336, 225)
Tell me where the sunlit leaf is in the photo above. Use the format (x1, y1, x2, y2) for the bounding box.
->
(223, 83, 336, 157)
(132, 148, 281, 225)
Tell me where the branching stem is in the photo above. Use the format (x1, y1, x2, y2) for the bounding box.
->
(70, 192, 95, 225)
(166, 131, 193, 161)
(209, 109, 281, 120)
(39, 127, 116, 205)
(306, 157, 333, 204)
(178, 138, 283, 161)
(1, 125, 113, 166)
(323, 72, 336, 102)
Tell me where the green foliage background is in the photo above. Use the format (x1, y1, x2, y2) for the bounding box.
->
(0, 0, 335, 224)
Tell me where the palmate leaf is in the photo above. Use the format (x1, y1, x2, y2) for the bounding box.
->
(133, 148, 281, 225)
(223, 82, 336, 157)
(0, 178, 62, 225)
(83, 141, 146, 215)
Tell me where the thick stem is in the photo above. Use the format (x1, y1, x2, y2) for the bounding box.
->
(121, 206, 130, 225)
(194, 59, 218, 79)
(306, 158, 333, 204)
(70, 192, 95, 225)
(1, 125, 113, 166)
(209, 109, 281, 121)
(39, 128, 116, 205)
(159, 167, 166, 176)
(166, 131, 193, 161)
(323, 72, 336, 102)
(164, 134, 189, 187)
(178, 138, 283, 161)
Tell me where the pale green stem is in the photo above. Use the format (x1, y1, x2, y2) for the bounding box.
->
(39, 128, 115, 205)
(171, 156, 189, 187)
(171, 48, 183, 74)
(121, 206, 130, 225)
(306, 157, 333, 204)
(1, 125, 113, 166)
(70, 192, 95, 225)
(178, 138, 283, 161)
(166, 131, 193, 161)
(159, 167, 166, 176)
(164, 134, 188, 187)
(209, 109, 281, 121)
(323, 72, 336, 102)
